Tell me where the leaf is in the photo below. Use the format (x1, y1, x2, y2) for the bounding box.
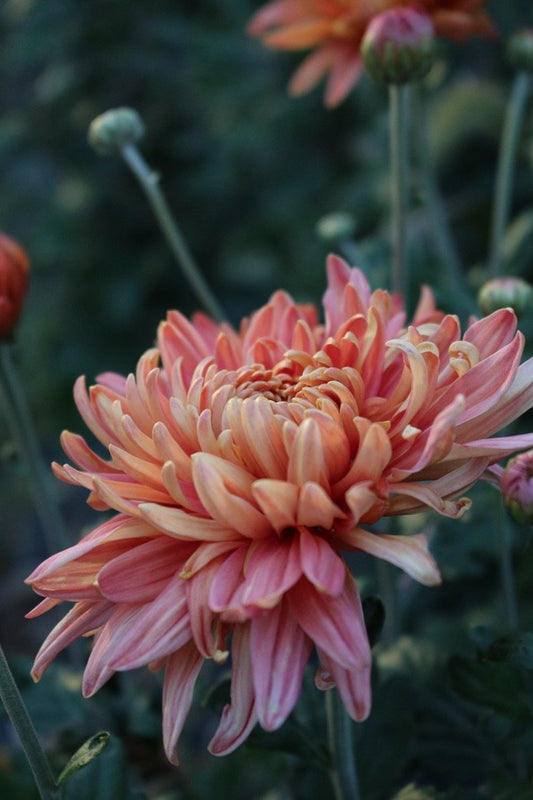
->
(448, 656, 533, 721)
(57, 732, 111, 786)
(59, 737, 144, 800)
(485, 632, 533, 669)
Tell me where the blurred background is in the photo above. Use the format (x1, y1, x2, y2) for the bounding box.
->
(2, 1, 533, 798)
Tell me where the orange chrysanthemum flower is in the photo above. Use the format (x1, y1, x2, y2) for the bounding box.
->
(27, 256, 533, 762)
(248, 0, 497, 106)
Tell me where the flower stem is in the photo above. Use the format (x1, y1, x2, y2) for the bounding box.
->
(488, 71, 531, 277)
(0, 345, 69, 553)
(389, 83, 411, 300)
(120, 143, 226, 322)
(413, 89, 475, 319)
(0, 645, 58, 799)
(325, 689, 360, 800)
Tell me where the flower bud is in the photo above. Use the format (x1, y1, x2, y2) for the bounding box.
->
(507, 29, 533, 73)
(361, 8, 435, 86)
(501, 451, 533, 524)
(88, 107, 145, 155)
(0, 233, 30, 342)
(477, 277, 533, 317)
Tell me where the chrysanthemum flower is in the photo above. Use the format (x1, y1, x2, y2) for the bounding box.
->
(248, 1, 497, 106)
(27, 256, 533, 762)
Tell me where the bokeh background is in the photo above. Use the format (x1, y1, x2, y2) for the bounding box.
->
(2, 1, 533, 798)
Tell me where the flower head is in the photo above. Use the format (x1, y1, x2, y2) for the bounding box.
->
(0, 232, 30, 342)
(478, 277, 533, 318)
(361, 8, 435, 85)
(248, 0, 497, 106)
(27, 256, 533, 762)
(501, 450, 533, 524)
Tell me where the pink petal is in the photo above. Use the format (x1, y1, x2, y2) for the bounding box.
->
(343, 529, 441, 586)
(299, 527, 346, 595)
(208, 624, 258, 755)
(31, 600, 113, 681)
(316, 649, 372, 721)
(289, 574, 370, 671)
(162, 641, 204, 764)
(250, 600, 312, 730)
(242, 537, 303, 610)
(97, 537, 192, 602)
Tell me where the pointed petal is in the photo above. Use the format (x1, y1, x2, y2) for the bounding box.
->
(343, 529, 441, 586)
(289, 574, 370, 671)
(162, 641, 204, 764)
(208, 624, 258, 755)
(250, 601, 311, 730)
(299, 527, 345, 595)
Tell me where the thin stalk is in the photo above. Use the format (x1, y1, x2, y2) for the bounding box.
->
(325, 689, 360, 800)
(0, 345, 69, 553)
(414, 89, 475, 319)
(389, 84, 411, 300)
(120, 143, 226, 322)
(0, 645, 58, 799)
(488, 71, 531, 277)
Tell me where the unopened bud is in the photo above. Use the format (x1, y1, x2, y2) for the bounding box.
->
(507, 29, 533, 73)
(0, 233, 30, 342)
(88, 107, 145, 155)
(477, 277, 533, 317)
(501, 451, 533, 524)
(361, 8, 434, 86)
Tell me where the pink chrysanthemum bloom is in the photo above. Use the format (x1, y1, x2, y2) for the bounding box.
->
(26, 256, 533, 762)
(248, 0, 497, 106)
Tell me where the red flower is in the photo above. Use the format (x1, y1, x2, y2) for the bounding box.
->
(27, 256, 533, 762)
(248, 0, 497, 106)
(0, 233, 30, 341)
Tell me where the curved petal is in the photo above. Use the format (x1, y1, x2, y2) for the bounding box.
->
(208, 624, 258, 755)
(250, 600, 312, 730)
(162, 641, 204, 764)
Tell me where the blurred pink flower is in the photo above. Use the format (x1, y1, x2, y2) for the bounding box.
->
(26, 256, 533, 761)
(0, 232, 30, 341)
(248, 0, 497, 106)
(501, 450, 533, 524)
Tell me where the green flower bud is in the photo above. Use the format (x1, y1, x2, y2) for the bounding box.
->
(477, 277, 533, 318)
(88, 107, 145, 155)
(507, 29, 533, 73)
(361, 8, 435, 86)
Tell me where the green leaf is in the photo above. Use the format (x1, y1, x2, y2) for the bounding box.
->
(486, 632, 533, 669)
(57, 732, 110, 786)
(448, 656, 533, 721)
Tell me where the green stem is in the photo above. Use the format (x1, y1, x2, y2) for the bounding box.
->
(120, 143, 226, 322)
(325, 690, 360, 800)
(488, 71, 531, 277)
(0, 345, 69, 553)
(389, 84, 411, 300)
(0, 645, 58, 799)
(414, 90, 475, 319)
